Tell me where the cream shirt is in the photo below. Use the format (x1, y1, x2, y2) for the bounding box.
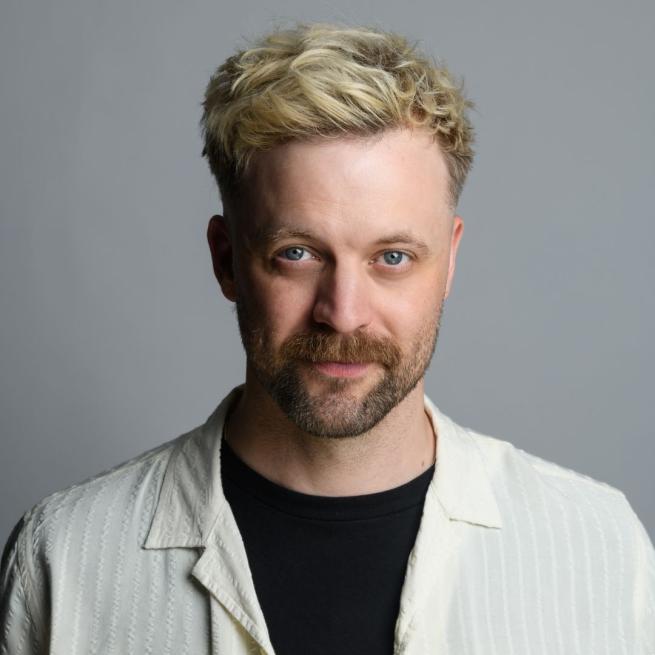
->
(2, 386, 654, 654)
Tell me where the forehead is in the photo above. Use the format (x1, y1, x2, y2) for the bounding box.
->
(234, 128, 452, 244)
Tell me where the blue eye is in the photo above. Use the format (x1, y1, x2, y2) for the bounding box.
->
(282, 246, 307, 261)
(382, 251, 407, 266)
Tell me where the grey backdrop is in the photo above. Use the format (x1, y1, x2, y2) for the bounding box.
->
(1, 0, 653, 543)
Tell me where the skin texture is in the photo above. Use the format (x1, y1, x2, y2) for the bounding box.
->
(207, 127, 464, 495)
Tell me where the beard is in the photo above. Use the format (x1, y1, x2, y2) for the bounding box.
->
(235, 297, 444, 438)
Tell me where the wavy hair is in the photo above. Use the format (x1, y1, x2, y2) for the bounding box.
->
(201, 23, 474, 208)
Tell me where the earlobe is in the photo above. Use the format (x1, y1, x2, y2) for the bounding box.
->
(207, 214, 237, 302)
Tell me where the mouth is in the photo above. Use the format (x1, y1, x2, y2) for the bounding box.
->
(310, 361, 371, 379)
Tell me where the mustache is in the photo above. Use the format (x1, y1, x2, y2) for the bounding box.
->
(279, 331, 401, 368)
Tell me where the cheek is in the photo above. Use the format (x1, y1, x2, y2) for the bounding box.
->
(377, 273, 446, 340)
(243, 268, 317, 336)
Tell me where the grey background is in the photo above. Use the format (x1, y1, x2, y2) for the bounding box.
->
(1, 0, 653, 543)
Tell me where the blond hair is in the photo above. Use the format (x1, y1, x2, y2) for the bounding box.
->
(201, 23, 474, 207)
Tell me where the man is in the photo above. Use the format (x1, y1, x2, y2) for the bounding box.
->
(2, 22, 654, 655)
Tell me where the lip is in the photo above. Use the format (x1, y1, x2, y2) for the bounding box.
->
(311, 361, 370, 378)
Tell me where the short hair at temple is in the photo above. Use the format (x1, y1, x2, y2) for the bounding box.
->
(201, 23, 475, 210)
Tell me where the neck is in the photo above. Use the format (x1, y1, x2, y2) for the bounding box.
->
(223, 373, 436, 497)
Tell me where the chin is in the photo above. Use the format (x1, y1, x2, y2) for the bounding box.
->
(273, 371, 417, 439)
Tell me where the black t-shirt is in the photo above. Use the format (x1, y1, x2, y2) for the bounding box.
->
(221, 439, 434, 655)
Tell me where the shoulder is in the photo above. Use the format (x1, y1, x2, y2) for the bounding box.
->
(29, 438, 175, 545)
(4, 426, 201, 579)
(464, 424, 650, 550)
(475, 426, 624, 496)
(3, 388, 238, 578)
(0, 432, 185, 646)
(466, 423, 655, 642)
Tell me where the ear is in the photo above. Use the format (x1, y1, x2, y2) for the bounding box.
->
(207, 214, 237, 302)
(444, 215, 464, 299)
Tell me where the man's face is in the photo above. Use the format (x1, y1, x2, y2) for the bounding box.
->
(210, 128, 463, 437)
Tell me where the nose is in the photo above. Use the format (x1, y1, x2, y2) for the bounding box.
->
(311, 261, 373, 334)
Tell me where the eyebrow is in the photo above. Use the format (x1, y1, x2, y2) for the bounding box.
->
(250, 226, 317, 246)
(371, 232, 431, 254)
(249, 226, 431, 255)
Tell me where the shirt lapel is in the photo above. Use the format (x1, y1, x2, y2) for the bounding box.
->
(394, 397, 502, 654)
(143, 385, 275, 655)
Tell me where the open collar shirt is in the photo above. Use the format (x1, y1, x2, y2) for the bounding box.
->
(2, 385, 654, 654)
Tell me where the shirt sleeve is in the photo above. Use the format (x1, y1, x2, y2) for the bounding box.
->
(632, 506, 655, 653)
(0, 513, 49, 654)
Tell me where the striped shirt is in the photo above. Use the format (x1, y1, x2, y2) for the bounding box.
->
(2, 385, 654, 654)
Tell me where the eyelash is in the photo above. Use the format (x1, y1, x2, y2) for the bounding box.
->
(275, 246, 412, 268)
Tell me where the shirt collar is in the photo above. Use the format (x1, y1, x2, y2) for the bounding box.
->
(144, 385, 501, 550)
(424, 395, 502, 528)
(144, 385, 240, 549)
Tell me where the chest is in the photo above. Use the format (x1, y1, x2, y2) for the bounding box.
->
(47, 524, 638, 655)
